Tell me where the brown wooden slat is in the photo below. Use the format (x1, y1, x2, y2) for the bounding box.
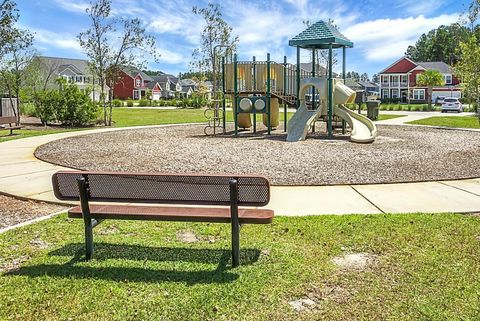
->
(68, 205, 274, 224)
(0, 116, 17, 125)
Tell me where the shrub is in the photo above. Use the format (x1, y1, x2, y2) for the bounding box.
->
(32, 90, 61, 125)
(57, 84, 99, 126)
(126, 100, 134, 107)
(112, 99, 123, 107)
(20, 102, 36, 117)
(422, 105, 429, 111)
(393, 105, 401, 111)
(138, 99, 149, 107)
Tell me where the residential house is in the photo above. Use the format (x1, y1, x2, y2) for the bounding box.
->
(34, 56, 109, 101)
(378, 57, 461, 103)
(179, 79, 197, 98)
(153, 74, 182, 99)
(112, 66, 156, 100)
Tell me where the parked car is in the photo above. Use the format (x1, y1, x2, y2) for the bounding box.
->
(441, 97, 463, 113)
(435, 96, 446, 105)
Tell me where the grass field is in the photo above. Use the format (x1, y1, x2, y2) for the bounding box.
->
(0, 108, 292, 141)
(1, 213, 479, 320)
(407, 115, 480, 129)
(376, 114, 406, 121)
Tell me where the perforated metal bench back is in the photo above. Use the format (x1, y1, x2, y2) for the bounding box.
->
(52, 171, 270, 206)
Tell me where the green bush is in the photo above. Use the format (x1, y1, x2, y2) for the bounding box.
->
(126, 100, 134, 107)
(112, 99, 123, 107)
(32, 90, 61, 125)
(20, 102, 36, 117)
(138, 99, 149, 107)
(422, 105, 429, 111)
(393, 105, 401, 111)
(57, 84, 99, 126)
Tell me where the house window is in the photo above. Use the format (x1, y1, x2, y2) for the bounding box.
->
(136, 79, 141, 87)
(382, 89, 389, 99)
(400, 75, 408, 84)
(381, 75, 388, 84)
(444, 74, 452, 85)
(75, 76, 83, 83)
(413, 89, 425, 100)
(390, 75, 399, 85)
(391, 89, 399, 98)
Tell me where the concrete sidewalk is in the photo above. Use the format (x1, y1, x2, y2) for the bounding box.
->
(1, 125, 479, 216)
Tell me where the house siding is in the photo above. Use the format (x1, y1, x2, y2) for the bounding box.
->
(383, 58, 417, 73)
(113, 71, 135, 100)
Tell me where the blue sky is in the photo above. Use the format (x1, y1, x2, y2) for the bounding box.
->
(18, 0, 468, 77)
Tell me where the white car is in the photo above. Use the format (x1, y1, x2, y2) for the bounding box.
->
(441, 97, 463, 113)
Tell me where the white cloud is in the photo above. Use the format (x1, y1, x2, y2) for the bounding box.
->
(32, 28, 81, 51)
(156, 48, 186, 64)
(395, 0, 445, 16)
(53, 0, 88, 13)
(343, 14, 460, 61)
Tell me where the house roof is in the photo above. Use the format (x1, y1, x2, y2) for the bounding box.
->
(37, 56, 91, 75)
(289, 20, 353, 49)
(344, 78, 362, 90)
(417, 61, 452, 74)
(380, 56, 454, 74)
(298, 63, 328, 75)
(358, 80, 378, 88)
(180, 78, 197, 86)
(146, 81, 162, 90)
(122, 66, 154, 82)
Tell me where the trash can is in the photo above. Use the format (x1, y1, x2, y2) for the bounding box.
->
(366, 100, 380, 121)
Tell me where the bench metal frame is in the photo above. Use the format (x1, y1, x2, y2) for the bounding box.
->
(0, 116, 21, 135)
(60, 172, 270, 268)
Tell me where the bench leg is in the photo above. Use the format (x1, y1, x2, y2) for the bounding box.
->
(231, 215, 240, 268)
(230, 179, 240, 267)
(84, 218, 94, 260)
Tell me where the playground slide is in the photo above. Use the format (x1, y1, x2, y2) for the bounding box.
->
(286, 103, 321, 142)
(333, 105, 377, 143)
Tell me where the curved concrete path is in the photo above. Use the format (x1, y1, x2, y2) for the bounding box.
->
(1, 124, 480, 216)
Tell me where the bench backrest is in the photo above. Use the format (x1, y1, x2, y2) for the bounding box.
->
(0, 116, 16, 125)
(52, 171, 270, 206)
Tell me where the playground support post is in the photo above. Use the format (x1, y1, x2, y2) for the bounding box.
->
(283, 55, 287, 132)
(342, 46, 346, 134)
(296, 47, 300, 109)
(328, 44, 333, 138)
(253, 56, 257, 133)
(312, 48, 316, 132)
(233, 53, 238, 135)
(222, 56, 226, 133)
(266, 53, 271, 135)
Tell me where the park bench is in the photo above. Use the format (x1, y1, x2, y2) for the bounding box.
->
(52, 171, 274, 267)
(0, 116, 21, 135)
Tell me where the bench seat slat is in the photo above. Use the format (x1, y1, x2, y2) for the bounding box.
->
(68, 205, 274, 224)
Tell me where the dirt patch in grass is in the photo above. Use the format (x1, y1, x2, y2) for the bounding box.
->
(0, 195, 66, 229)
(332, 252, 379, 271)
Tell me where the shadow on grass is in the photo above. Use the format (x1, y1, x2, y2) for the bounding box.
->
(7, 243, 261, 285)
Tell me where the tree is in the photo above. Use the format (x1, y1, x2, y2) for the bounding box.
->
(360, 73, 369, 82)
(372, 74, 379, 83)
(0, 0, 34, 124)
(78, 0, 158, 126)
(405, 23, 471, 65)
(417, 70, 445, 109)
(456, 34, 480, 111)
(191, 3, 238, 94)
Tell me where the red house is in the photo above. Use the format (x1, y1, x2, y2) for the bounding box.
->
(378, 57, 461, 103)
(112, 67, 162, 100)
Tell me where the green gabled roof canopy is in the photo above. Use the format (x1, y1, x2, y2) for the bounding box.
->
(289, 20, 353, 49)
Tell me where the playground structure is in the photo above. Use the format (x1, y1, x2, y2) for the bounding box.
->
(206, 20, 377, 143)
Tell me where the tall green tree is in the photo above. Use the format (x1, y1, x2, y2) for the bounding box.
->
(0, 0, 34, 124)
(405, 23, 471, 65)
(78, 0, 158, 126)
(417, 70, 445, 109)
(456, 34, 480, 110)
(191, 3, 238, 93)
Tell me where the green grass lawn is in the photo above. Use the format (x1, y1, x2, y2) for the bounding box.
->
(376, 114, 406, 121)
(407, 115, 480, 129)
(1, 108, 292, 142)
(1, 213, 479, 320)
